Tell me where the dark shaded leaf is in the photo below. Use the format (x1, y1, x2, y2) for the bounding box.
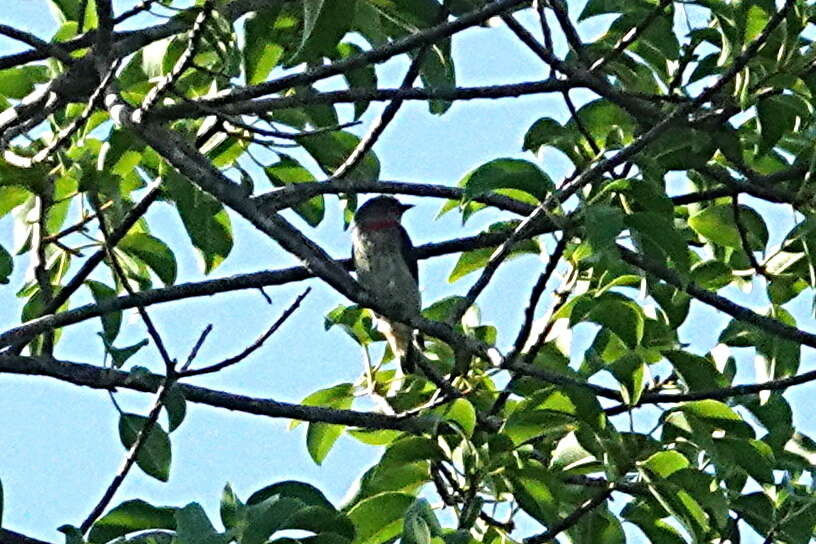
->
(118, 414, 172, 482)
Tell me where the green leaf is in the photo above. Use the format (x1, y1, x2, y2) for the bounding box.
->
(292, 0, 356, 64)
(584, 204, 625, 253)
(460, 158, 553, 202)
(503, 391, 580, 445)
(688, 203, 768, 250)
(86, 280, 121, 341)
(448, 222, 538, 281)
(417, 40, 456, 114)
(0, 65, 50, 99)
(664, 350, 727, 392)
(609, 352, 646, 405)
(163, 383, 187, 433)
(506, 465, 560, 525)
(734, 493, 774, 539)
(436, 398, 476, 437)
(47, 0, 97, 26)
(622, 502, 687, 544)
(570, 293, 645, 348)
(175, 503, 230, 544)
(324, 304, 382, 345)
(579, 0, 659, 20)
(678, 400, 754, 438)
(241, 497, 305, 544)
(57, 525, 84, 544)
(346, 492, 415, 544)
(278, 505, 355, 540)
(626, 212, 690, 275)
(118, 233, 177, 285)
(87, 500, 177, 544)
(714, 437, 774, 484)
(0, 186, 31, 217)
(607, 12, 679, 70)
(296, 384, 354, 463)
(641, 450, 689, 478)
(264, 155, 325, 227)
(98, 335, 148, 368)
(118, 414, 172, 482)
(402, 499, 442, 544)
(248, 480, 336, 511)
(648, 127, 716, 170)
(522, 117, 584, 165)
(719, 308, 800, 397)
(690, 260, 733, 290)
(345, 460, 429, 507)
(757, 94, 811, 155)
(347, 428, 402, 446)
(220, 483, 245, 531)
(568, 99, 636, 152)
(380, 437, 443, 468)
(336, 42, 377, 119)
(243, 6, 284, 84)
(297, 130, 380, 180)
(644, 476, 712, 541)
(0, 244, 12, 284)
(783, 432, 816, 472)
(164, 171, 233, 274)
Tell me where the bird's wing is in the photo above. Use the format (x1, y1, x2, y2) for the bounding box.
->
(398, 225, 418, 284)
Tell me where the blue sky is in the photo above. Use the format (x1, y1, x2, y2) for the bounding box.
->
(1, 2, 814, 543)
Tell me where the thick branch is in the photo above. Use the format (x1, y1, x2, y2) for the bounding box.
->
(154, 79, 579, 119)
(0, 355, 435, 434)
(0, 529, 53, 544)
(253, 178, 538, 215)
(619, 245, 816, 351)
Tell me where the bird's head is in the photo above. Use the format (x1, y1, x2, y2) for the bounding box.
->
(353, 196, 413, 231)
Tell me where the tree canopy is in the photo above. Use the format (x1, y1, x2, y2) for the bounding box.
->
(2, 0, 816, 543)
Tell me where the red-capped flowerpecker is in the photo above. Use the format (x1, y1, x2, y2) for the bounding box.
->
(352, 196, 420, 373)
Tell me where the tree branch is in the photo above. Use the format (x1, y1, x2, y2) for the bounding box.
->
(154, 79, 579, 119)
(0, 354, 436, 434)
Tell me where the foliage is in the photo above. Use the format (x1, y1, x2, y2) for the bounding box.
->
(2, 0, 816, 543)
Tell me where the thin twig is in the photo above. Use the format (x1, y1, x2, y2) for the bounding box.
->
(79, 379, 174, 533)
(329, 46, 429, 180)
(33, 186, 55, 355)
(12, 60, 122, 167)
(94, 195, 175, 370)
(42, 201, 113, 244)
(590, 0, 674, 72)
(0, 24, 74, 64)
(524, 487, 614, 544)
(181, 324, 213, 371)
(508, 235, 568, 360)
(135, 0, 213, 117)
(181, 287, 311, 377)
(731, 194, 767, 276)
(547, 0, 589, 65)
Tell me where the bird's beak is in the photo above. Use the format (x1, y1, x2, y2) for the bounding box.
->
(400, 203, 414, 213)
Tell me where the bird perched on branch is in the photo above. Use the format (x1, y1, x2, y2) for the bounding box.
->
(351, 196, 421, 374)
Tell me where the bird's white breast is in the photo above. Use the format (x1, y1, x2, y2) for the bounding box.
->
(353, 228, 420, 313)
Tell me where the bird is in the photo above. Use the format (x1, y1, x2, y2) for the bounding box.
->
(351, 196, 421, 374)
